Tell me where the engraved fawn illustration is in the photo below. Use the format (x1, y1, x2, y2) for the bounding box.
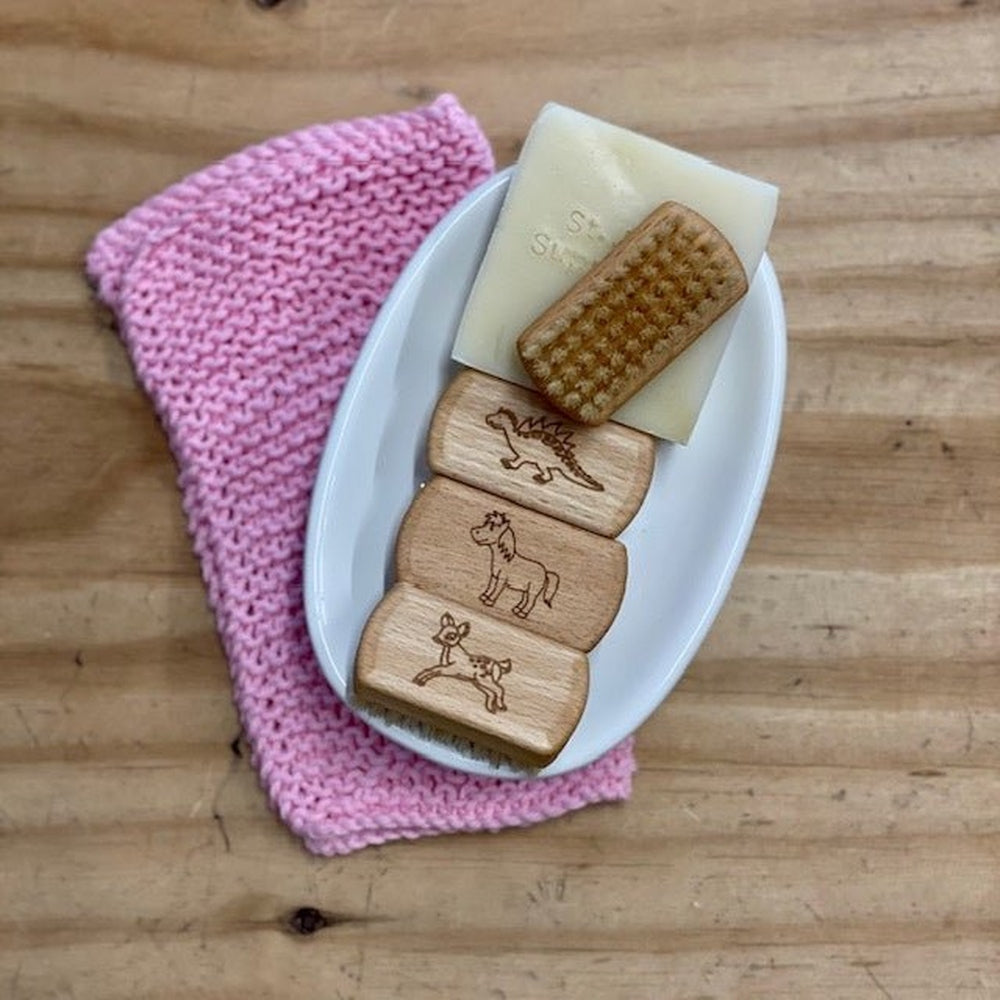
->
(484, 407, 604, 491)
(470, 511, 560, 620)
(412, 612, 512, 713)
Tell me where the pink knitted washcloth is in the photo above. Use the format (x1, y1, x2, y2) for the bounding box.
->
(86, 95, 634, 856)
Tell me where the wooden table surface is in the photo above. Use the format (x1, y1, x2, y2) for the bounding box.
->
(2, 1, 998, 997)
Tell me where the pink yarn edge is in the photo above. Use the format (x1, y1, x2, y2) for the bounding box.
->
(86, 95, 484, 309)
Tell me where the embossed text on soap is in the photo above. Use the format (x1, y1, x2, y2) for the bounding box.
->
(529, 207, 608, 274)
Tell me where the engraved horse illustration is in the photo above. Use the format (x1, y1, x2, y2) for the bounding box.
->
(412, 612, 512, 713)
(470, 511, 560, 619)
(484, 407, 604, 491)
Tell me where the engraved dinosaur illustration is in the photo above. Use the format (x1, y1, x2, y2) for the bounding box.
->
(470, 511, 560, 620)
(412, 612, 512, 713)
(484, 407, 605, 491)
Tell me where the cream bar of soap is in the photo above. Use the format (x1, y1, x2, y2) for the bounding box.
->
(451, 103, 778, 442)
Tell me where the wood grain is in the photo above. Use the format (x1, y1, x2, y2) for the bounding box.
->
(2, 0, 999, 996)
(396, 476, 627, 650)
(355, 583, 588, 767)
(428, 370, 656, 535)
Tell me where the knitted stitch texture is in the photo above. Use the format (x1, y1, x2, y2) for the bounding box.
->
(86, 95, 635, 856)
